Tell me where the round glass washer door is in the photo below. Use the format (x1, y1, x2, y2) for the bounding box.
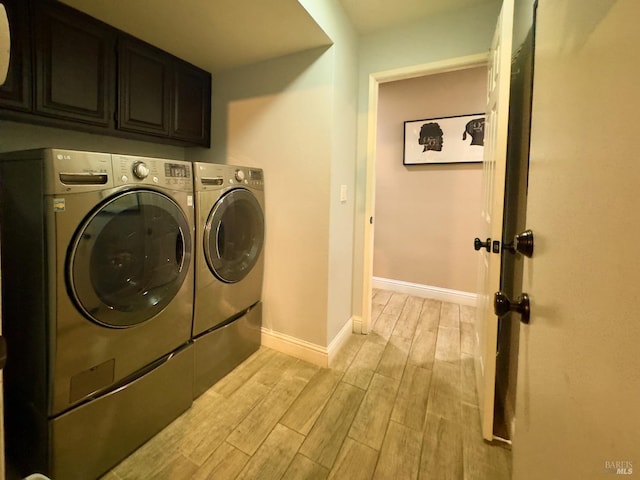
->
(204, 188, 264, 283)
(68, 190, 192, 328)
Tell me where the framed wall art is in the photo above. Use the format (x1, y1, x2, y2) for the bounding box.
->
(403, 113, 486, 165)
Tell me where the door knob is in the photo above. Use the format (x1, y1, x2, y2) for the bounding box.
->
(493, 291, 530, 324)
(474, 237, 491, 252)
(502, 229, 534, 257)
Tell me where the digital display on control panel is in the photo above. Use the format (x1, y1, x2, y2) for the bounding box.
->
(249, 169, 263, 181)
(165, 163, 191, 178)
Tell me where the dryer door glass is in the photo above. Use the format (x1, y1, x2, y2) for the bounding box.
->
(68, 190, 192, 327)
(204, 188, 264, 283)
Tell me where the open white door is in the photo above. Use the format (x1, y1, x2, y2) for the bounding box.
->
(513, 1, 640, 478)
(474, 0, 513, 441)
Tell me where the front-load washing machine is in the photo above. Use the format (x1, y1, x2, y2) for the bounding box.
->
(0, 149, 195, 480)
(192, 162, 265, 397)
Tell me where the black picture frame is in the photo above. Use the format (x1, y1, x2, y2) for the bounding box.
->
(403, 113, 485, 165)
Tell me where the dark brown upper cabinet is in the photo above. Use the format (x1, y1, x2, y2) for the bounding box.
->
(0, 0, 32, 112)
(172, 59, 211, 146)
(117, 36, 171, 137)
(0, 0, 211, 147)
(118, 37, 211, 146)
(34, 1, 115, 127)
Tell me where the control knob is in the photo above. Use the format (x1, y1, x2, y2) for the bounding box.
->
(235, 169, 246, 182)
(132, 161, 149, 179)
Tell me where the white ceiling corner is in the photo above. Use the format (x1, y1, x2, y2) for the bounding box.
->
(337, 0, 497, 34)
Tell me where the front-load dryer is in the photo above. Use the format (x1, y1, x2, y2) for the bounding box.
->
(192, 162, 264, 397)
(0, 149, 195, 480)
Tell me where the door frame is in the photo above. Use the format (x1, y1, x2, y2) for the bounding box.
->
(358, 52, 490, 334)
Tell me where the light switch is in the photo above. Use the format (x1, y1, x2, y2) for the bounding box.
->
(340, 185, 347, 203)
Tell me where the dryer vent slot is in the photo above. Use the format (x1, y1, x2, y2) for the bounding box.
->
(201, 177, 224, 186)
(59, 173, 109, 185)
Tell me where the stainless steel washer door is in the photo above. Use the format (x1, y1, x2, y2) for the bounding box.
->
(68, 189, 192, 327)
(204, 188, 264, 283)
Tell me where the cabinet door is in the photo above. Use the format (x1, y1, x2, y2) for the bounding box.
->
(117, 37, 171, 136)
(34, 2, 114, 127)
(171, 60, 211, 146)
(0, 0, 31, 112)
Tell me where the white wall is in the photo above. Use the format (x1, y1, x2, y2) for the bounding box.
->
(0, 120, 187, 158)
(352, 0, 502, 319)
(190, 0, 358, 349)
(374, 68, 486, 293)
(300, 0, 359, 342)
(189, 48, 332, 347)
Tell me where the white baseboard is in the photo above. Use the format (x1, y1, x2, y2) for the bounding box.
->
(351, 316, 363, 334)
(372, 277, 477, 306)
(261, 328, 328, 367)
(261, 317, 355, 368)
(327, 317, 356, 365)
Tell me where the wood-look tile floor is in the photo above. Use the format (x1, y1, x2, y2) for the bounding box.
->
(102, 290, 512, 480)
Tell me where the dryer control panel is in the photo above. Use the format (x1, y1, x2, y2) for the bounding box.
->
(193, 163, 264, 192)
(230, 168, 264, 189)
(247, 168, 264, 187)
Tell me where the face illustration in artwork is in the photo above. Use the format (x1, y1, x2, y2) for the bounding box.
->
(419, 122, 444, 152)
(463, 117, 485, 146)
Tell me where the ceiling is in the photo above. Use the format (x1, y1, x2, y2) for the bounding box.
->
(338, 0, 495, 34)
(59, 0, 493, 73)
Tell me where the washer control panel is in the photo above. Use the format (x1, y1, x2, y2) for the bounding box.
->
(50, 149, 114, 194)
(132, 161, 150, 179)
(46, 149, 194, 194)
(113, 155, 192, 191)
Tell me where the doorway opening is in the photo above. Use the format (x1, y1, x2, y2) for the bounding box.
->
(360, 52, 488, 332)
(372, 66, 487, 306)
(359, 52, 513, 441)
